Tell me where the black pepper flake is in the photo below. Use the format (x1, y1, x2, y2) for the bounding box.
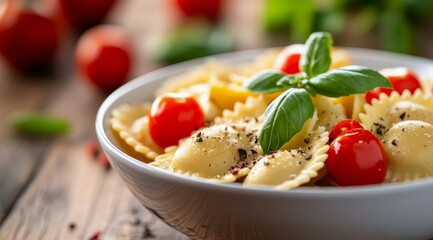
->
(250, 148, 257, 155)
(399, 112, 406, 120)
(195, 132, 204, 142)
(238, 148, 247, 160)
(143, 225, 155, 239)
(304, 154, 312, 160)
(391, 139, 397, 146)
(68, 222, 76, 231)
(304, 138, 310, 144)
(376, 128, 383, 136)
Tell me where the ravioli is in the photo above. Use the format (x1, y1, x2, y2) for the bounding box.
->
(382, 120, 433, 182)
(166, 121, 262, 182)
(360, 90, 433, 182)
(243, 127, 329, 189)
(111, 104, 162, 160)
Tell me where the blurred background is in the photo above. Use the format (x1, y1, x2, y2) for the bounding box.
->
(1, 0, 433, 81)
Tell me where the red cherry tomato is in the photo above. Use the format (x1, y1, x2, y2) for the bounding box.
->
(365, 87, 394, 105)
(75, 25, 132, 92)
(365, 67, 421, 104)
(328, 119, 364, 144)
(381, 67, 421, 93)
(0, 2, 59, 73)
(273, 44, 304, 75)
(171, 0, 223, 21)
(149, 93, 205, 148)
(326, 129, 387, 186)
(58, 0, 117, 31)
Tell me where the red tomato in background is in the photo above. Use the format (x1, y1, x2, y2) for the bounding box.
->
(149, 93, 205, 148)
(327, 129, 387, 186)
(328, 119, 364, 144)
(58, 0, 117, 31)
(171, 0, 223, 21)
(75, 25, 132, 92)
(365, 67, 422, 104)
(33, 0, 70, 37)
(0, 2, 59, 73)
(273, 44, 304, 75)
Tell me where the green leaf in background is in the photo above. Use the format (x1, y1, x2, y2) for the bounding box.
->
(152, 22, 234, 65)
(259, 88, 314, 154)
(306, 65, 392, 98)
(300, 32, 333, 78)
(381, 0, 414, 54)
(262, 0, 315, 42)
(262, 0, 294, 32)
(243, 70, 298, 93)
(289, 0, 315, 42)
(9, 112, 70, 135)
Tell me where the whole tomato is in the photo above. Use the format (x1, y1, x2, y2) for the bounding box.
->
(365, 67, 421, 104)
(328, 119, 364, 144)
(326, 129, 387, 186)
(273, 44, 304, 75)
(75, 25, 133, 92)
(149, 93, 205, 148)
(58, 0, 117, 31)
(0, 1, 59, 73)
(171, 0, 223, 21)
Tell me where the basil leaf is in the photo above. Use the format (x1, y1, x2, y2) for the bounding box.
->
(243, 70, 291, 93)
(259, 88, 314, 154)
(306, 65, 392, 98)
(276, 75, 303, 88)
(300, 32, 333, 78)
(9, 112, 70, 135)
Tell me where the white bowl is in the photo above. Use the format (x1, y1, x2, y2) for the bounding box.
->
(96, 48, 433, 240)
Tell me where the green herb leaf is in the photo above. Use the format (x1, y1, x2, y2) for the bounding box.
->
(300, 32, 333, 77)
(243, 70, 294, 93)
(306, 65, 392, 98)
(259, 88, 314, 154)
(276, 75, 303, 88)
(9, 112, 70, 135)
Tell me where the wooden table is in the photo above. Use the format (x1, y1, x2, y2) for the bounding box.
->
(1, 1, 432, 239)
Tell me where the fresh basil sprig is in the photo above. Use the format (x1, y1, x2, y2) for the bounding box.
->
(260, 88, 314, 154)
(243, 32, 391, 154)
(300, 32, 333, 77)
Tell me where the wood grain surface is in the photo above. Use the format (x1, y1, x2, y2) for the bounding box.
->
(0, 0, 432, 239)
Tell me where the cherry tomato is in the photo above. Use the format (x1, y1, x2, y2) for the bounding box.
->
(328, 119, 364, 144)
(171, 0, 223, 21)
(0, 2, 59, 73)
(273, 44, 304, 75)
(365, 67, 421, 104)
(365, 87, 394, 105)
(149, 93, 205, 148)
(326, 129, 387, 186)
(58, 0, 117, 31)
(75, 25, 132, 92)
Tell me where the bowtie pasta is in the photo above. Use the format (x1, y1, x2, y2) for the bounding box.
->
(110, 46, 433, 189)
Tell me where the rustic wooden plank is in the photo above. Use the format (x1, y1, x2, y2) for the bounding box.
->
(0, 68, 188, 239)
(0, 22, 78, 222)
(0, 69, 67, 223)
